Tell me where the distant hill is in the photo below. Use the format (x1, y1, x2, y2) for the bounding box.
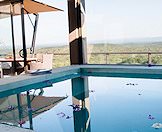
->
(36, 42, 162, 54)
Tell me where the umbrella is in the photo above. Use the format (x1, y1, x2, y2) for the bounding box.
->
(0, 0, 63, 18)
(0, 0, 63, 74)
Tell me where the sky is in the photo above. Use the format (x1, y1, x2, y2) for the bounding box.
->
(86, 0, 162, 43)
(0, 0, 162, 49)
(0, 0, 69, 49)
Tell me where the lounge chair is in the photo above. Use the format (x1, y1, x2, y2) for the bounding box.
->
(30, 54, 53, 70)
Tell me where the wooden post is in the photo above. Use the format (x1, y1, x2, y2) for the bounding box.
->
(106, 53, 109, 64)
(148, 53, 152, 65)
(68, 0, 87, 64)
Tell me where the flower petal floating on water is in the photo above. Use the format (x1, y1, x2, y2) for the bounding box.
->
(126, 83, 138, 86)
(7, 105, 14, 110)
(74, 108, 81, 112)
(66, 116, 72, 119)
(152, 123, 162, 129)
(89, 90, 95, 93)
(148, 115, 155, 120)
(57, 112, 66, 118)
(68, 104, 81, 112)
(57, 112, 72, 120)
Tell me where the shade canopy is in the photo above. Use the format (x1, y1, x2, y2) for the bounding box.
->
(0, 0, 63, 19)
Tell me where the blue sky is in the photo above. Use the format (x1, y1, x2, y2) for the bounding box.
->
(0, 0, 162, 49)
(86, 0, 162, 42)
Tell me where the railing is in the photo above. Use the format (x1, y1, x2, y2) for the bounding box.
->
(52, 52, 162, 65)
(90, 52, 162, 65)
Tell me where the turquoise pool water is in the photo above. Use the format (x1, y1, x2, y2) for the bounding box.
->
(1, 77, 162, 132)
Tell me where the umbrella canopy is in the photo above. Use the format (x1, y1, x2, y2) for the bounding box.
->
(0, 0, 63, 19)
(0, 0, 62, 73)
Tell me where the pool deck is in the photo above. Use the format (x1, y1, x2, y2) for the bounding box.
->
(1, 64, 162, 98)
(0, 124, 34, 132)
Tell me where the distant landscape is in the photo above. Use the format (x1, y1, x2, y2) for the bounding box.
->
(35, 42, 162, 68)
(1, 40, 162, 68)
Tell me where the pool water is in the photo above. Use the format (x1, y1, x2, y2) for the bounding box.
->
(89, 77, 162, 132)
(1, 77, 162, 132)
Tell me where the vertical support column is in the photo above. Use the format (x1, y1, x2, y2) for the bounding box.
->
(26, 91, 33, 130)
(68, 0, 87, 64)
(72, 77, 91, 132)
(21, 2, 27, 70)
(10, 4, 16, 75)
(68, 0, 90, 130)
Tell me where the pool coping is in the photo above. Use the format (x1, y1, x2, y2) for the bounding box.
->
(1, 64, 162, 98)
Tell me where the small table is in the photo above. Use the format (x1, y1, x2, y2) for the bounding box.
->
(0, 58, 37, 63)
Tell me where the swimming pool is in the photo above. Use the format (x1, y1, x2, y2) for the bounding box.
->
(1, 77, 162, 132)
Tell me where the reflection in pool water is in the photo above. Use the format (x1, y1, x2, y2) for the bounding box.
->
(1, 77, 162, 132)
(0, 93, 66, 128)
